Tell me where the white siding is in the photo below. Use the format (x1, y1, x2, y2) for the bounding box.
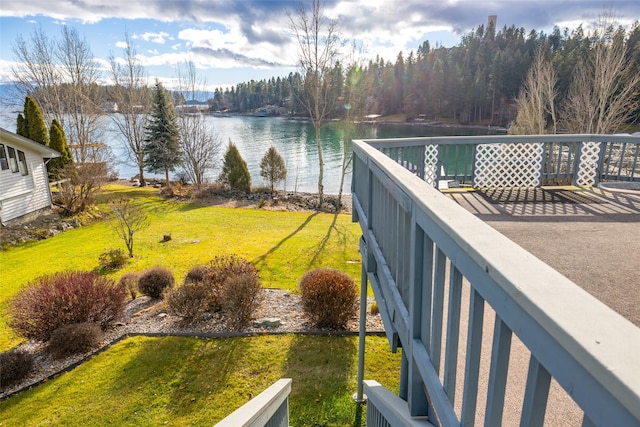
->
(0, 147, 53, 223)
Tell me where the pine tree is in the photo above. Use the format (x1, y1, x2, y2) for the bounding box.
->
(48, 119, 74, 179)
(22, 97, 50, 146)
(143, 81, 182, 185)
(259, 146, 287, 192)
(220, 140, 251, 192)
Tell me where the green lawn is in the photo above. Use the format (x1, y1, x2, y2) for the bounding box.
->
(0, 185, 363, 350)
(0, 186, 400, 425)
(0, 335, 401, 426)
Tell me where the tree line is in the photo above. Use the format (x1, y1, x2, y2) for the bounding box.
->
(212, 19, 640, 128)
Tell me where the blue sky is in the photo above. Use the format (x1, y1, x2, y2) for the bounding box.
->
(1, 1, 639, 91)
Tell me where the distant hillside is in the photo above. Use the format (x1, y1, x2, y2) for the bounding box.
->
(0, 83, 22, 107)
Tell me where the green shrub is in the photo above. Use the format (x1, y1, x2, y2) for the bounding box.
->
(0, 348, 34, 388)
(137, 266, 174, 298)
(118, 272, 139, 299)
(220, 271, 262, 329)
(299, 268, 358, 330)
(166, 281, 210, 324)
(8, 271, 126, 341)
(47, 322, 102, 359)
(98, 248, 128, 271)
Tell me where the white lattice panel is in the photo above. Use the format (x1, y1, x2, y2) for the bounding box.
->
(423, 144, 439, 187)
(474, 143, 544, 187)
(575, 142, 601, 186)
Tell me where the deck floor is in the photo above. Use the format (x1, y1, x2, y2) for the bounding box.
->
(447, 186, 640, 327)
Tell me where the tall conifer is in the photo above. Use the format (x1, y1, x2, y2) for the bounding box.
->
(48, 119, 74, 179)
(16, 113, 27, 138)
(23, 97, 50, 146)
(143, 81, 182, 185)
(220, 141, 251, 192)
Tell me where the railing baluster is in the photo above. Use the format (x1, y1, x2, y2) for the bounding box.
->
(484, 316, 512, 427)
(421, 234, 434, 346)
(430, 248, 447, 375)
(461, 288, 485, 426)
(520, 355, 551, 427)
(443, 265, 463, 404)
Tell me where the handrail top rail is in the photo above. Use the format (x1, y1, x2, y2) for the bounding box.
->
(355, 133, 640, 148)
(214, 378, 292, 427)
(353, 139, 640, 419)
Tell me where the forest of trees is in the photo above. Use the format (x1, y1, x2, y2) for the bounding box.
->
(209, 20, 640, 128)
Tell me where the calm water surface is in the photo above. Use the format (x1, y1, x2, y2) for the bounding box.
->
(0, 108, 498, 193)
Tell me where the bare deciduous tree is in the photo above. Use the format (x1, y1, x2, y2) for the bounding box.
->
(175, 61, 222, 188)
(561, 19, 640, 133)
(512, 49, 558, 135)
(55, 162, 107, 215)
(57, 27, 104, 163)
(109, 31, 151, 186)
(11, 27, 62, 126)
(12, 26, 104, 163)
(289, 0, 342, 205)
(109, 198, 150, 258)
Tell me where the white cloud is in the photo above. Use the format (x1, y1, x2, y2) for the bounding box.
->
(136, 31, 172, 44)
(115, 41, 128, 49)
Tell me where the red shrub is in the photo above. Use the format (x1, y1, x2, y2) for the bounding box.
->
(299, 268, 357, 330)
(8, 271, 126, 342)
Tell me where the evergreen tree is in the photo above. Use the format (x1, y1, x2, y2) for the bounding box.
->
(48, 119, 74, 179)
(24, 96, 50, 146)
(143, 81, 182, 185)
(16, 113, 27, 137)
(260, 146, 287, 192)
(219, 140, 251, 192)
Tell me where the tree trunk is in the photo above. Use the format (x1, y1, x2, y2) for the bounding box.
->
(315, 125, 324, 206)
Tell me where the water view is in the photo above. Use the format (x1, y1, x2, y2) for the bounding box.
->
(0, 108, 500, 193)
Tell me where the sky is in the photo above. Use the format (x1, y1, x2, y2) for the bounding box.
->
(1, 0, 639, 93)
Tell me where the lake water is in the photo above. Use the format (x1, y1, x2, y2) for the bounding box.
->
(0, 108, 500, 193)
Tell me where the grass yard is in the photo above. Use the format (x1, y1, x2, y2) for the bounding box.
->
(0, 185, 363, 350)
(0, 186, 401, 426)
(0, 335, 400, 426)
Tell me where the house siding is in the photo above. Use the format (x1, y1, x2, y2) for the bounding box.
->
(0, 129, 59, 224)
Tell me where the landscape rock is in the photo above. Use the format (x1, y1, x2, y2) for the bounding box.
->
(254, 317, 282, 328)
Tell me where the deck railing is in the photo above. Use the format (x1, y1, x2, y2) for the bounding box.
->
(352, 135, 640, 426)
(371, 134, 640, 188)
(215, 378, 291, 427)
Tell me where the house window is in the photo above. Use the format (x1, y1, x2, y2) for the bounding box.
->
(7, 146, 19, 173)
(17, 150, 29, 176)
(0, 144, 8, 170)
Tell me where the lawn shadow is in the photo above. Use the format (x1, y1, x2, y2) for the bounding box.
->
(107, 336, 250, 421)
(251, 212, 319, 266)
(307, 213, 350, 269)
(282, 335, 362, 426)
